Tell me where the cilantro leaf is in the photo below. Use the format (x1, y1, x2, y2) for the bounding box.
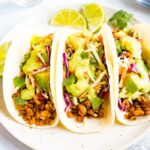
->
(108, 10, 134, 29)
(13, 76, 25, 88)
(63, 74, 76, 86)
(80, 51, 88, 59)
(15, 97, 26, 105)
(20, 52, 30, 71)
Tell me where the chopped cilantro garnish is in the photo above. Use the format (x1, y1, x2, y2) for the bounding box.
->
(15, 97, 26, 105)
(108, 10, 134, 29)
(80, 51, 88, 59)
(63, 74, 76, 86)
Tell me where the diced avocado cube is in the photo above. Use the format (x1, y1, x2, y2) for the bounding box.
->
(122, 36, 141, 58)
(35, 71, 50, 92)
(125, 73, 140, 94)
(33, 44, 45, 53)
(63, 74, 76, 86)
(136, 60, 148, 78)
(69, 51, 89, 73)
(66, 79, 89, 96)
(114, 30, 126, 38)
(21, 85, 35, 100)
(75, 67, 86, 79)
(136, 60, 150, 91)
(88, 88, 103, 110)
(30, 35, 42, 46)
(23, 51, 43, 75)
(67, 35, 86, 50)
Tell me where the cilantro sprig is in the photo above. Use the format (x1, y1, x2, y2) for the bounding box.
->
(63, 74, 76, 86)
(108, 10, 134, 29)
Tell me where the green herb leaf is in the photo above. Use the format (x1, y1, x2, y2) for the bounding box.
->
(80, 51, 88, 59)
(13, 76, 25, 88)
(63, 74, 76, 86)
(108, 10, 134, 29)
(20, 52, 30, 71)
(15, 97, 26, 105)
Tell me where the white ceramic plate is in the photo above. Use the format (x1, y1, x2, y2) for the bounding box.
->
(0, 3, 149, 150)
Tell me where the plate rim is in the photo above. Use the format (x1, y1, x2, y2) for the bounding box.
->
(0, 3, 148, 150)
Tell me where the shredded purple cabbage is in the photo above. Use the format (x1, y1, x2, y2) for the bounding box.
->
(63, 93, 71, 112)
(46, 45, 51, 66)
(32, 45, 51, 74)
(118, 99, 126, 111)
(63, 53, 69, 78)
(100, 85, 109, 98)
(32, 66, 47, 74)
(129, 63, 138, 74)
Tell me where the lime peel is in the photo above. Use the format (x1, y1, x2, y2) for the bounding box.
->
(50, 9, 87, 30)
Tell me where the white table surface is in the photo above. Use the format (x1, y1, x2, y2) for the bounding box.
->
(0, 0, 150, 150)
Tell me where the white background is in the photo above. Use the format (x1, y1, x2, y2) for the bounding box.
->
(0, 0, 150, 150)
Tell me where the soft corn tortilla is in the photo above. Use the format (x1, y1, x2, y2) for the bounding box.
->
(55, 26, 115, 133)
(3, 27, 60, 128)
(108, 23, 150, 125)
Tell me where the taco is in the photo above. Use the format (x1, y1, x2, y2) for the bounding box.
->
(55, 26, 115, 133)
(110, 24, 150, 125)
(3, 28, 60, 128)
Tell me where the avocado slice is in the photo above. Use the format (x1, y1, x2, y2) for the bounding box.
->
(136, 60, 150, 91)
(21, 85, 35, 100)
(66, 79, 89, 97)
(122, 36, 141, 58)
(35, 71, 50, 92)
(125, 60, 150, 94)
(69, 51, 89, 73)
(136, 60, 148, 79)
(23, 51, 43, 75)
(67, 35, 86, 50)
(124, 73, 140, 94)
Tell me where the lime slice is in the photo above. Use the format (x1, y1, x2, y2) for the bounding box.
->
(0, 41, 11, 76)
(81, 3, 106, 33)
(50, 9, 87, 30)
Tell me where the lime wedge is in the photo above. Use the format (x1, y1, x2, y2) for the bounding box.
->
(0, 41, 11, 76)
(50, 9, 87, 30)
(81, 3, 106, 33)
